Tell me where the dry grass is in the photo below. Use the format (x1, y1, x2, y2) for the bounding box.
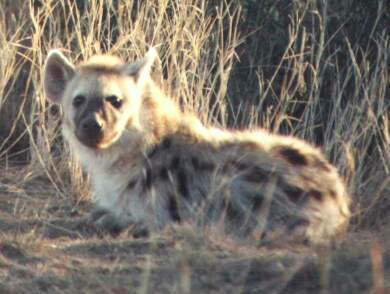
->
(0, 0, 389, 292)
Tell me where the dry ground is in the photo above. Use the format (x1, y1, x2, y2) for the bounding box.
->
(0, 177, 388, 294)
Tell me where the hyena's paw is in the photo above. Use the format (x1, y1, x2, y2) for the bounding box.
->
(92, 212, 124, 236)
(86, 207, 111, 223)
(86, 208, 150, 238)
(126, 221, 150, 238)
(94, 215, 150, 238)
(259, 218, 311, 247)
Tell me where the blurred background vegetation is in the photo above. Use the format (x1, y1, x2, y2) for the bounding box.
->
(0, 0, 388, 229)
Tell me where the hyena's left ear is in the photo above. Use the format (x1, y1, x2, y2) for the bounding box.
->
(44, 50, 75, 103)
(122, 47, 158, 86)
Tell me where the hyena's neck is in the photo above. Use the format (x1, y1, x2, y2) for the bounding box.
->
(137, 81, 206, 152)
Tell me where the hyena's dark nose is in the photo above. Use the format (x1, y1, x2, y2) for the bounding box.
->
(82, 118, 103, 135)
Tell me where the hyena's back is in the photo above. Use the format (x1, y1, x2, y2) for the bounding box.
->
(128, 126, 350, 244)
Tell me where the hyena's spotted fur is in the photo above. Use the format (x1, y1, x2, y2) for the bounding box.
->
(43, 48, 350, 245)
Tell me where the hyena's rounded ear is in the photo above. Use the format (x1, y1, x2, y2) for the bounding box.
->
(44, 50, 75, 103)
(121, 47, 158, 85)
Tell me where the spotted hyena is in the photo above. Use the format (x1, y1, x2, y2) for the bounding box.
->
(43, 48, 350, 245)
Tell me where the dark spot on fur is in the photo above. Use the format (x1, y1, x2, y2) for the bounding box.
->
(159, 167, 169, 180)
(170, 156, 181, 170)
(191, 157, 215, 171)
(146, 138, 172, 159)
(309, 190, 323, 201)
(199, 161, 215, 171)
(146, 146, 159, 158)
(282, 183, 305, 203)
(168, 194, 181, 222)
(277, 147, 308, 166)
(127, 179, 137, 189)
(50, 104, 60, 116)
(177, 169, 189, 199)
(132, 225, 150, 238)
(242, 166, 269, 182)
(235, 162, 249, 171)
(143, 167, 153, 190)
(108, 224, 123, 237)
(252, 194, 264, 210)
(161, 137, 172, 149)
(191, 157, 200, 169)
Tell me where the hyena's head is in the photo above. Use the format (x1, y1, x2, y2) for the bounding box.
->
(43, 49, 157, 149)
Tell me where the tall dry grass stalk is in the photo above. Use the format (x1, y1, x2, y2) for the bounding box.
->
(0, 0, 388, 227)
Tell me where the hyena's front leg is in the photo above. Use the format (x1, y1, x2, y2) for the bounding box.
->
(87, 207, 111, 223)
(92, 210, 124, 236)
(86, 207, 150, 238)
(78, 207, 121, 236)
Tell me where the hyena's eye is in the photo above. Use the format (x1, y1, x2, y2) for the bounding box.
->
(73, 95, 86, 108)
(105, 95, 122, 109)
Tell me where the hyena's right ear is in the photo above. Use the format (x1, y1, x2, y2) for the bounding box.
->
(44, 50, 75, 103)
(121, 47, 158, 87)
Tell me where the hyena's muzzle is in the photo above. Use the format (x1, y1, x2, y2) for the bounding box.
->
(73, 95, 122, 149)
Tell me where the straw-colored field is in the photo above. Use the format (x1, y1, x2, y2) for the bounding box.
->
(0, 1, 388, 293)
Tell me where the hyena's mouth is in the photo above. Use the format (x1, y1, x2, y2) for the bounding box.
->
(95, 131, 120, 149)
(76, 129, 119, 149)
